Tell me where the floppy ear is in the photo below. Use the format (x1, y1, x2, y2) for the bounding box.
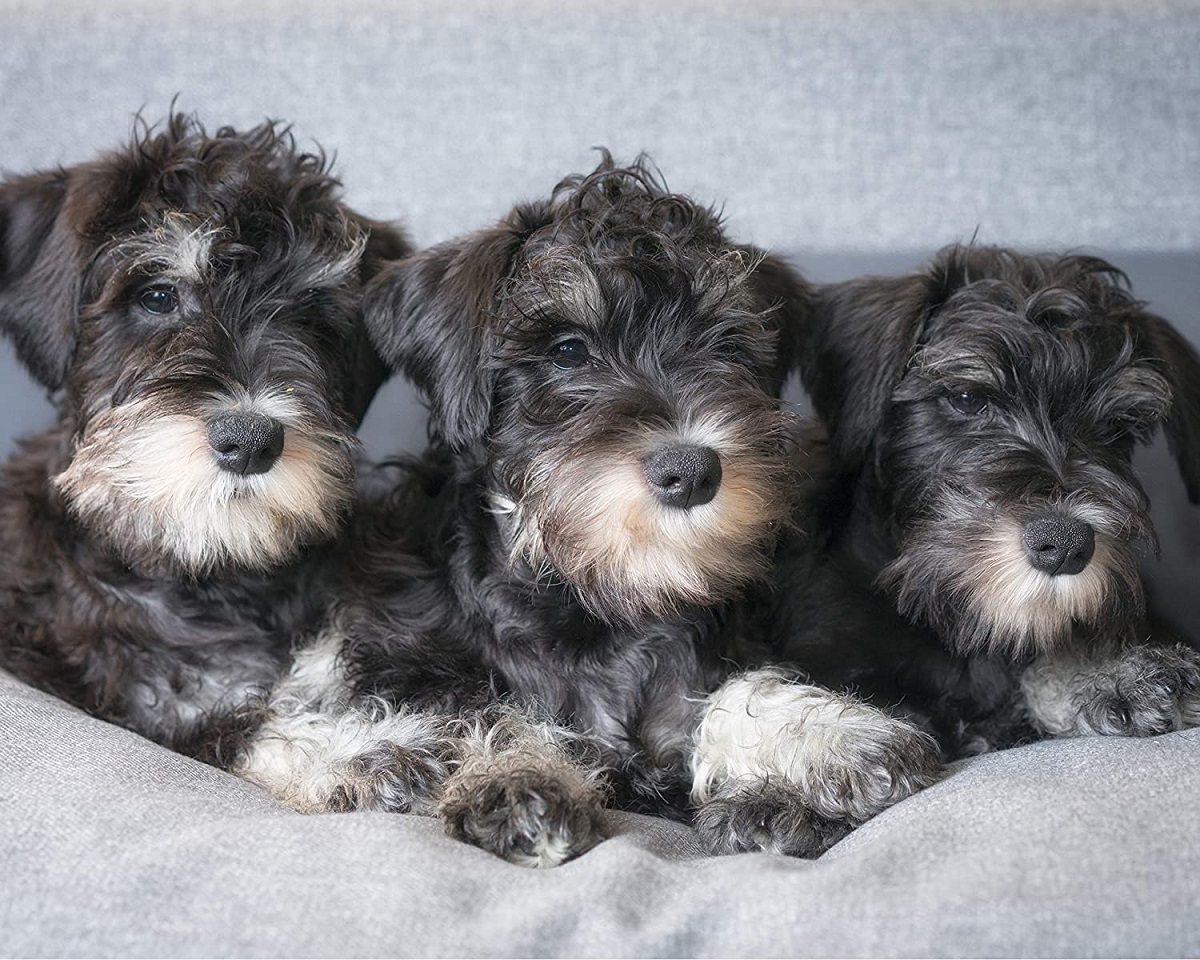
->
(356, 215, 414, 277)
(1138, 310, 1200, 504)
(338, 214, 414, 426)
(0, 170, 82, 390)
(363, 216, 534, 450)
(799, 271, 940, 469)
(743, 252, 814, 397)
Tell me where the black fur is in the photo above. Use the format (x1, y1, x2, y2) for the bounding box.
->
(0, 114, 408, 754)
(340, 155, 813, 859)
(228, 158, 944, 862)
(765, 245, 1200, 754)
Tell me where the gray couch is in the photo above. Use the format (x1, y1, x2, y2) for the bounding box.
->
(2, 1, 1199, 955)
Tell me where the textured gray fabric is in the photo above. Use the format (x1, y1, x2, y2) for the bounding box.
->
(3, 667, 1200, 958)
(1, 0, 1198, 254)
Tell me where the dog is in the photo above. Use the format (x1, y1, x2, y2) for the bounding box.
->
(760, 244, 1200, 755)
(0, 114, 409, 757)
(231, 154, 941, 866)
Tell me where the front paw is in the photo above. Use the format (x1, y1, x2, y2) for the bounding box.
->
(438, 749, 608, 868)
(328, 739, 449, 815)
(1077, 644, 1200, 736)
(692, 670, 942, 858)
(233, 706, 453, 815)
(693, 779, 852, 857)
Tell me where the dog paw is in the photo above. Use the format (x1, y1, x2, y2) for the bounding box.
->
(438, 762, 608, 868)
(1076, 643, 1200, 737)
(692, 670, 942, 857)
(694, 778, 853, 856)
(327, 740, 449, 815)
(232, 706, 454, 815)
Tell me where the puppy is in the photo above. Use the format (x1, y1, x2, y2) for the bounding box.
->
(0, 115, 408, 756)
(233, 155, 940, 865)
(764, 244, 1200, 754)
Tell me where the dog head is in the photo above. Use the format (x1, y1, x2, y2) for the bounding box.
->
(0, 114, 409, 577)
(805, 245, 1200, 657)
(366, 153, 810, 621)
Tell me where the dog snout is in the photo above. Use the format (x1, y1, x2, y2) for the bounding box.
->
(642, 444, 722, 509)
(206, 413, 285, 476)
(1021, 513, 1096, 576)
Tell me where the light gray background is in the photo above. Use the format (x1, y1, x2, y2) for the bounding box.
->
(4, 0, 1198, 253)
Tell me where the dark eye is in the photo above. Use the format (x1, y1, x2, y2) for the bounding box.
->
(1106, 415, 1144, 442)
(139, 285, 180, 316)
(550, 338, 591, 369)
(946, 390, 988, 416)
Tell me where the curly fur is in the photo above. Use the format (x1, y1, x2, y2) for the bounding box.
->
(231, 156, 913, 865)
(438, 708, 610, 868)
(690, 668, 941, 854)
(765, 245, 1200, 756)
(0, 113, 408, 751)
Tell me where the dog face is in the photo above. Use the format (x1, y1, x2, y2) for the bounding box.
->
(366, 155, 810, 621)
(807, 246, 1200, 657)
(0, 115, 409, 577)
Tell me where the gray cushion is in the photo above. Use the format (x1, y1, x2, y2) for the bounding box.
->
(3, 667, 1200, 958)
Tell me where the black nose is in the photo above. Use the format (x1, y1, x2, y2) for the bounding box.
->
(642, 444, 722, 509)
(206, 413, 285, 476)
(1021, 513, 1096, 576)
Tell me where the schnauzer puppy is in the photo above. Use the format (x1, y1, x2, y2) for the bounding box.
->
(0, 115, 408, 755)
(232, 155, 940, 865)
(764, 244, 1200, 754)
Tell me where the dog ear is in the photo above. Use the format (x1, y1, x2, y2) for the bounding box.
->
(0, 170, 82, 390)
(338, 214, 414, 426)
(1137, 310, 1200, 503)
(801, 271, 939, 469)
(743, 252, 814, 397)
(363, 214, 535, 450)
(355, 216, 414, 279)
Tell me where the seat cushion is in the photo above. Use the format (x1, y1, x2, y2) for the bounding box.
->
(3, 668, 1199, 957)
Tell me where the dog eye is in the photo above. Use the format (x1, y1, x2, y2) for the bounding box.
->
(550, 339, 591, 369)
(139, 285, 180, 316)
(1104, 417, 1131, 441)
(1106, 415, 1146, 441)
(946, 390, 988, 416)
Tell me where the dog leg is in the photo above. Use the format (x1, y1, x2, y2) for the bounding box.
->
(691, 669, 941, 857)
(231, 631, 453, 814)
(234, 702, 452, 814)
(1022, 642, 1200, 737)
(437, 708, 609, 868)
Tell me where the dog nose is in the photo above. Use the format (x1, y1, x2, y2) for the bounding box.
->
(206, 413, 285, 476)
(1021, 513, 1096, 576)
(643, 444, 722, 509)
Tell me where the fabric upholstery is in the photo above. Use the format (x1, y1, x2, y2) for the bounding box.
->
(4, 669, 1200, 958)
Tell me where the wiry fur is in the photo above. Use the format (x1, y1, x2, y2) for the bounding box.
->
(764, 245, 1200, 755)
(691, 669, 940, 855)
(0, 114, 408, 752)
(497, 407, 797, 621)
(880, 490, 1145, 658)
(438, 708, 610, 868)
(232, 156, 913, 865)
(232, 629, 451, 814)
(53, 390, 355, 575)
(1021, 641, 1200, 737)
